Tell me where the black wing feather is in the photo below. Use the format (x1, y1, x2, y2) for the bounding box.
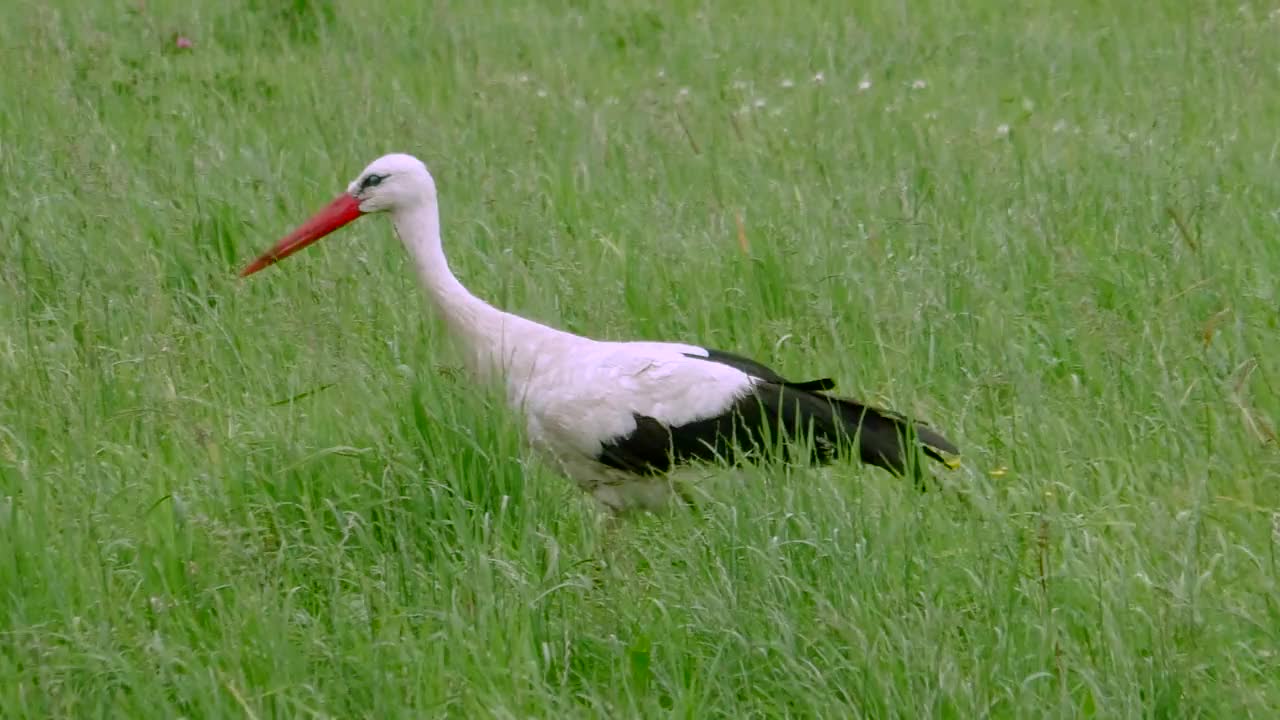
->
(597, 383, 838, 476)
(597, 381, 960, 481)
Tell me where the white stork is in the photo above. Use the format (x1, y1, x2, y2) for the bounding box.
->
(238, 154, 960, 514)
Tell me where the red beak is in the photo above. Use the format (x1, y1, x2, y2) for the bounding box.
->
(239, 194, 364, 277)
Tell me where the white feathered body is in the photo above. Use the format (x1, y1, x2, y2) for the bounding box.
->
(461, 316, 761, 511)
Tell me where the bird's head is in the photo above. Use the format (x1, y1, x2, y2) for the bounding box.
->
(345, 153, 435, 213)
(238, 153, 435, 277)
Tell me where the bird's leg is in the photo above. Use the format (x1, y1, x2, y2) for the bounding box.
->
(582, 505, 642, 585)
(599, 506, 627, 535)
(673, 482, 702, 513)
(582, 493, 629, 569)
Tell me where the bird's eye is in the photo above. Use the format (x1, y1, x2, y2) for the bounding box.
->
(360, 173, 387, 191)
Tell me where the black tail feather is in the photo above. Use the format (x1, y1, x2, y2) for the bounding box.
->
(823, 395, 960, 477)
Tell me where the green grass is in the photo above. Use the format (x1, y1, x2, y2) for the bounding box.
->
(2, 0, 1279, 716)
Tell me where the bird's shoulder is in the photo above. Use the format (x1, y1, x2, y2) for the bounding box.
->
(593, 341, 753, 385)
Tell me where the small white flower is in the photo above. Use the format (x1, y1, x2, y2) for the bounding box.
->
(677, 87, 690, 98)
(781, 78, 795, 89)
(858, 77, 872, 91)
(518, 73, 530, 83)
(753, 98, 767, 109)
(657, 69, 666, 79)
(996, 123, 1010, 137)
(812, 71, 825, 84)
(911, 79, 927, 89)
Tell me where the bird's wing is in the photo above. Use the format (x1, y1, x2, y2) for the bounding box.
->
(521, 339, 961, 479)
(600, 347, 758, 425)
(520, 341, 758, 458)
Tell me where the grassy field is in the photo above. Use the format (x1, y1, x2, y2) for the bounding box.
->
(2, 0, 1279, 716)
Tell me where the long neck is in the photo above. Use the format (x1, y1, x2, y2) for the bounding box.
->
(390, 202, 556, 381)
